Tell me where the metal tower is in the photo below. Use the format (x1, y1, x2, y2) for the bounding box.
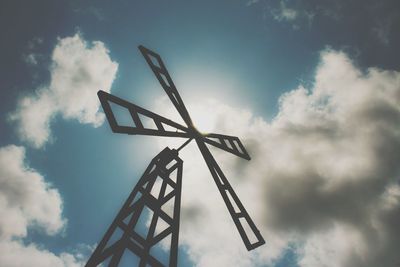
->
(86, 147, 183, 267)
(86, 46, 265, 267)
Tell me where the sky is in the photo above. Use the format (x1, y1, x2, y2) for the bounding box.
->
(0, 0, 400, 266)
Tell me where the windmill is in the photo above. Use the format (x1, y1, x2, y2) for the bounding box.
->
(86, 46, 265, 267)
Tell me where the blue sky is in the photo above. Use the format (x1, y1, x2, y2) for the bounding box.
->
(1, 1, 400, 267)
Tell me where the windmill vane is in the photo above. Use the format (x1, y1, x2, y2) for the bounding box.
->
(86, 45, 265, 267)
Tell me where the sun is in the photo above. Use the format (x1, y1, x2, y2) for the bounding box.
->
(187, 102, 217, 135)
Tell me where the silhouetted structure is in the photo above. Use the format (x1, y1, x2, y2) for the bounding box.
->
(86, 46, 265, 267)
(86, 147, 182, 267)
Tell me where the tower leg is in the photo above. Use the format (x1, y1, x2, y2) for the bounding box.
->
(86, 147, 183, 267)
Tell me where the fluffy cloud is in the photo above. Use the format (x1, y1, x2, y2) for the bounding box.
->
(0, 145, 84, 266)
(154, 49, 400, 266)
(0, 241, 84, 267)
(9, 33, 118, 148)
(2, 33, 116, 266)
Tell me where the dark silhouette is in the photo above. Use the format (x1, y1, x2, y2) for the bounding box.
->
(86, 147, 182, 267)
(86, 46, 265, 267)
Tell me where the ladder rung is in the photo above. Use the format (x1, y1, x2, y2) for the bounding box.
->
(221, 183, 229, 190)
(236, 212, 244, 218)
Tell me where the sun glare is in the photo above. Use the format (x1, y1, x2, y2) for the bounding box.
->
(177, 70, 242, 134)
(187, 103, 216, 134)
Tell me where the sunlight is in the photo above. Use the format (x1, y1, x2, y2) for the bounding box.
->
(187, 102, 217, 134)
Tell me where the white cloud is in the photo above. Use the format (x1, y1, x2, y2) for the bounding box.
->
(9, 33, 118, 148)
(0, 145, 84, 266)
(0, 145, 65, 239)
(268, 0, 314, 28)
(272, 1, 298, 22)
(153, 49, 400, 266)
(0, 241, 83, 267)
(3, 33, 116, 266)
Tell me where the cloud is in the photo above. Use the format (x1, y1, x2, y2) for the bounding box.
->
(270, 1, 314, 29)
(23, 37, 44, 66)
(0, 145, 84, 266)
(23, 53, 39, 65)
(247, 0, 314, 28)
(249, 0, 400, 45)
(153, 49, 400, 266)
(0, 145, 65, 239)
(9, 33, 118, 148)
(272, 1, 299, 22)
(0, 241, 83, 267)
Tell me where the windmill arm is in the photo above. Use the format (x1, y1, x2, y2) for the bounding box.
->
(202, 133, 251, 160)
(98, 90, 191, 138)
(139, 45, 193, 127)
(195, 139, 265, 251)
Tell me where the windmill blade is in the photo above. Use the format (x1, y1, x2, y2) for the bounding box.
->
(138, 45, 193, 127)
(203, 133, 251, 160)
(98, 90, 191, 138)
(195, 139, 265, 251)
